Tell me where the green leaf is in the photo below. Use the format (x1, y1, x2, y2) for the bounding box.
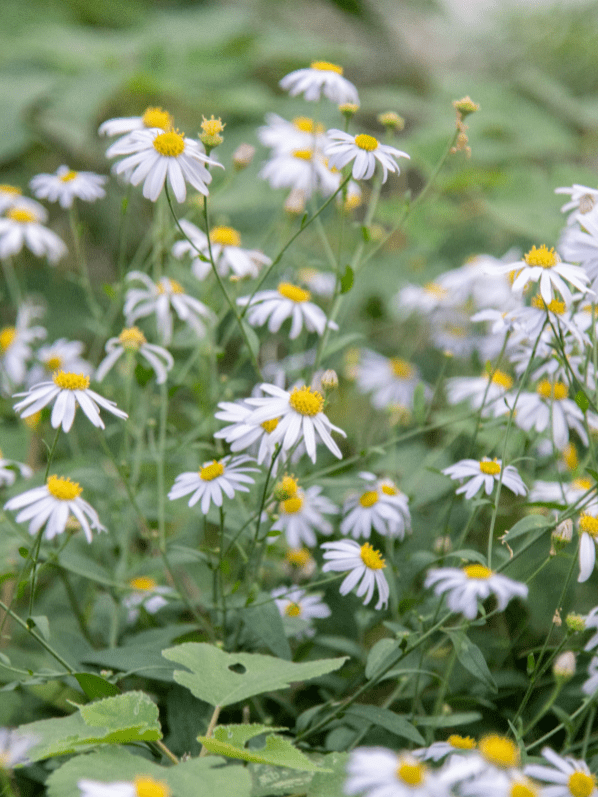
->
(344, 705, 425, 745)
(586, 469, 598, 483)
(365, 638, 399, 679)
(198, 724, 328, 772)
(413, 382, 426, 425)
(415, 711, 482, 727)
(27, 615, 50, 641)
(575, 390, 590, 411)
(340, 265, 354, 294)
(73, 673, 121, 700)
(162, 643, 347, 707)
(446, 630, 497, 693)
(18, 691, 161, 762)
(45, 746, 251, 797)
(58, 549, 121, 587)
(244, 596, 292, 660)
(501, 515, 551, 542)
(307, 751, 349, 796)
(321, 332, 363, 361)
(527, 653, 535, 676)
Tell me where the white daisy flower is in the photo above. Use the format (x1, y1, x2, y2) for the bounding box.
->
(78, 775, 170, 797)
(259, 148, 339, 198)
(582, 656, 598, 696)
(577, 513, 598, 583)
(270, 484, 338, 548)
(555, 183, 598, 224)
(29, 166, 107, 209)
(0, 300, 46, 390)
(514, 380, 587, 451)
(445, 370, 515, 417)
(123, 576, 173, 624)
(124, 271, 213, 345)
(258, 113, 327, 154)
(524, 747, 597, 797)
(106, 127, 222, 202)
(214, 398, 282, 466)
(13, 370, 128, 432)
(0, 204, 67, 264)
(355, 350, 424, 411)
(172, 219, 271, 281)
(0, 727, 37, 769)
(4, 475, 105, 543)
(279, 61, 359, 105)
(168, 455, 259, 515)
(238, 282, 336, 340)
(297, 267, 336, 299)
(508, 293, 589, 348)
(324, 130, 409, 183)
(244, 383, 346, 463)
(321, 539, 389, 609)
(413, 735, 477, 762)
(397, 279, 455, 315)
(271, 586, 331, 638)
(530, 476, 598, 513)
(341, 472, 411, 540)
(442, 458, 527, 500)
(0, 448, 32, 487)
(345, 747, 448, 797)
(96, 327, 173, 385)
(28, 337, 91, 387)
(487, 244, 591, 305)
(425, 564, 528, 620)
(99, 105, 173, 138)
(0, 185, 45, 216)
(584, 605, 598, 651)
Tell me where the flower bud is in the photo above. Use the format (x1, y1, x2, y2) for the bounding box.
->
(199, 115, 225, 150)
(377, 111, 405, 131)
(434, 536, 452, 555)
(553, 651, 576, 681)
(550, 519, 573, 555)
(566, 612, 586, 633)
(339, 102, 359, 118)
(284, 188, 306, 216)
(232, 143, 255, 170)
(321, 369, 339, 391)
(452, 96, 480, 118)
(273, 475, 298, 502)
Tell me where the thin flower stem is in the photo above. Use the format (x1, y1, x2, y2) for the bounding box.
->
(155, 739, 179, 765)
(200, 705, 222, 756)
(246, 446, 281, 587)
(0, 598, 75, 673)
(522, 681, 563, 737)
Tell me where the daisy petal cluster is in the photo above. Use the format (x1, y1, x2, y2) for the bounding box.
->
(0, 203, 66, 264)
(525, 747, 597, 797)
(269, 481, 338, 548)
(324, 130, 409, 183)
(78, 775, 171, 797)
(96, 327, 173, 385)
(168, 455, 259, 515)
(442, 457, 527, 499)
(123, 576, 173, 624)
(425, 564, 528, 619)
(29, 165, 107, 208)
(238, 282, 336, 339)
(341, 471, 411, 540)
(279, 61, 359, 105)
(271, 586, 331, 638)
(322, 539, 389, 609)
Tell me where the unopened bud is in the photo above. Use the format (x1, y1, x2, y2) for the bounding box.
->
(550, 519, 573, 555)
(378, 111, 405, 131)
(199, 115, 225, 150)
(233, 143, 255, 170)
(321, 369, 339, 391)
(273, 475, 298, 502)
(553, 651, 576, 681)
(452, 96, 480, 118)
(566, 612, 586, 633)
(339, 103, 359, 117)
(434, 536, 452, 555)
(284, 188, 306, 215)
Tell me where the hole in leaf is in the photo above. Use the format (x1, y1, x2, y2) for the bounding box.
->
(228, 663, 246, 674)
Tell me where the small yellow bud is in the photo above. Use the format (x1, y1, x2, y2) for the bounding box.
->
(377, 111, 405, 131)
(566, 612, 586, 633)
(452, 96, 480, 118)
(339, 102, 359, 117)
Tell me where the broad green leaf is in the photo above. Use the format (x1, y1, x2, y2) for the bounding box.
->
(18, 691, 161, 762)
(575, 390, 590, 411)
(250, 763, 313, 797)
(502, 515, 551, 541)
(162, 643, 347, 707)
(307, 751, 349, 797)
(416, 711, 482, 727)
(365, 638, 399, 679)
(340, 265, 354, 294)
(73, 673, 120, 700)
(46, 746, 251, 797)
(198, 724, 328, 772)
(344, 705, 425, 745)
(58, 549, 121, 587)
(446, 631, 497, 693)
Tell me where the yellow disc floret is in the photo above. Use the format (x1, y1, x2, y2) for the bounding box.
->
(531, 294, 566, 314)
(464, 564, 493, 580)
(524, 245, 558, 269)
(579, 514, 598, 539)
(286, 548, 311, 567)
(396, 761, 425, 787)
(52, 370, 90, 391)
(390, 358, 414, 380)
(360, 542, 385, 570)
(133, 775, 171, 797)
(293, 116, 316, 133)
(310, 61, 343, 74)
(359, 490, 379, 508)
(285, 602, 302, 617)
(479, 459, 501, 475)
(573, 477, 593, 491)
(425, 282, 448, 298)
(292, 149, 313, 161)
(0, 327, 16, 352)
(381, 482, 398, 496)
(60, 170, 78, 183)
(200, 460, 224, 481)
(130, 576, 157, 591)
(210, 226, 241, 248)
(278, 282, 311, 303)
(45, 355, 63, 371)
(7, 208, 36, 223)
(0, 185, 21, 195)
(261, 418, 280, 434)
(536, 380, 568, 401)
(275, 475, 298, 500)
(447, 734, 476, 750)
(354, 133, 379, 151)
(201, 115, 225, 136)
(282, 495, 304, 514)
(568, 772, 596, 797)
(47, 475, 83, 501)
(478, 734, 520, 768)
(119, 327, 147, 350)
(153, 129, 185, 157)
(289, 386, 324, 416)
(489, 370, 513, 390)
(157, 278, 184, 295)
(563, 443, 578, 471)
(142, 107, 173, 131)
(510, 779, 539, 797)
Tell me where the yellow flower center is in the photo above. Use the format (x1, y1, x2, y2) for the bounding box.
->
(293, 116, 316, 133)
(289, 386, 324, 416)
(286, 548, 311, 567)
(261, 417, 280, 434)
(47, 475, 83, 501)
(563, 443, 578, 471)
(536, 380, 568, 401)
(489, 369, 513, 389)
(447, 734, 476, 750)
(210, 226, 241, 248)
(464, 564, 493, 580)
(359, 490, 379, 508)
(573, 477, 593, 491)
(282, 495, 304, 514)
(531, 294, 566, 314)
(134, 775, 171, 797)
(510, 780, 539, 797)
(156, 278, 184, 295)
(580, 514, 598, 538)
(424, 282, 448, 298)
(119, 327, 147, 350)
(360, 542, 385, 570)
(45, 355, 63, 371)
(60, 170, 78, 183)
(354, 133, 379, 151)
(129, 576, 157, 591)
(479, 460, 501, 475)
(153, 129, 185, 157)
(52, 370, 90, 391)
(390, 358, 414, 379)
(478, 734, 520, 768)
(7, 208, 36, 223)
(277, 475, 298, 498)
(0, 184, 21, 195)
(292, 149, 313, 161)
(568, 772, 596, 797)
(284, 602, 302, 617)
(381, 483, 398, 496)
(199, 460, 224, 481)
(310, 61, 343, 74)
(277, 282, 311, 303)
(142, 107, 173, 130)
(524, 244, 558, 269)
(0, 326, 16, 352)
(396, 762, 425, 787)
(201, 115, 225, 136)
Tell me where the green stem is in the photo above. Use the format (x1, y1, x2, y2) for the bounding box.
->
(69, 204, 102, 319)
(0, 598, 75, 673)
(1, 256, 21, 308)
